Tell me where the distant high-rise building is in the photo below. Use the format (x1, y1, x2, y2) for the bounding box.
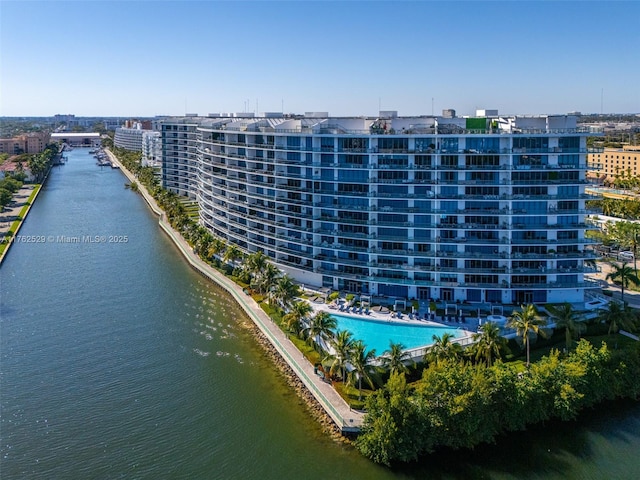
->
(114, 120, 158, 152)
(142, 131, 162, 166)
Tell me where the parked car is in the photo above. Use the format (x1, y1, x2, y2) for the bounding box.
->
(618, 251, 635, 261)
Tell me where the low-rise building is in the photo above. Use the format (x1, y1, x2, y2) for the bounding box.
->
(0, 132, 50, 155)
(588, 145, 640, 184)
(50, 132, 101, 148)
(0, 161, 34, 181)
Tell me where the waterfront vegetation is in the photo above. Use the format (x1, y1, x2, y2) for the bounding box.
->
(0, 176, 24, 210)
(0, 144, 57, 255)
(357, 339, 640, 465)
(110, 145, 640, 465)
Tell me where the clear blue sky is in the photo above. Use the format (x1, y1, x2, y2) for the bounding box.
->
(1, 0, 639, 117)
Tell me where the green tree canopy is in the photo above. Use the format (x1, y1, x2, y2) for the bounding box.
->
(423, 332, 462, 366)
(547, 302, 586, 351)
(382, 342, 411, 375)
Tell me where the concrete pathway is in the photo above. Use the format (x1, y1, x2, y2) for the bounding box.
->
(0, 184, 38, 265)
(587, 261, 640, 309)
(0, 185, 35, 236)
(107, 150, 363, 433)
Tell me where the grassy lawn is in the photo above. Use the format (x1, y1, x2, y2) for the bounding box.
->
(334, 382, 370, 411)
(288, 334, 322, 365)
(180, 200, 199, 219)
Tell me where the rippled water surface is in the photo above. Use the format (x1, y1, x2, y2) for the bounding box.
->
(0, 150, 393, 479)
(1, 149, 638, 479)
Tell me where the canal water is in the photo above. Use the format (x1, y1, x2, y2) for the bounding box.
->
(1, 148, 639, 479)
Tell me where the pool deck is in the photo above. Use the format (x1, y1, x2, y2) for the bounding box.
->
(307, 300, 477, 360)
(309, 299, 480, 332)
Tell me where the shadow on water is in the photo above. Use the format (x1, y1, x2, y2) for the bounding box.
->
(391, 399, 640, 479)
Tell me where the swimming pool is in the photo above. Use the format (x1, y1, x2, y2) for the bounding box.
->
(330, 314, 463, 355)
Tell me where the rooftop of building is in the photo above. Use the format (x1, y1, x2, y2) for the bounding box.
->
(592, 145, 640, 153)
(51, 132, 101, 138)
(161, 111, 602, 135)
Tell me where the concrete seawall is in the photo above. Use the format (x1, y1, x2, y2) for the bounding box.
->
(107, 149, 363, 434)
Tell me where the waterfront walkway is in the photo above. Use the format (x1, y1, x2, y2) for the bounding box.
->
(107, 150, 363, 433)
(0, 184, 38, 265)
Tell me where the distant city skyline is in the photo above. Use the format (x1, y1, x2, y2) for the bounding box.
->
(1, 1, 639, 117)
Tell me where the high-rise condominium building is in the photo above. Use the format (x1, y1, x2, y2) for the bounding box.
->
(161, 112, 601, 304)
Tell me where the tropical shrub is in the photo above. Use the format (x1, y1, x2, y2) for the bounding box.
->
(356, 340, 640, 465)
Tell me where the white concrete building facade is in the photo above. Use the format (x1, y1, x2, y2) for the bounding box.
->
(142, 131, 162, 167)
(161, 112, 602, 304)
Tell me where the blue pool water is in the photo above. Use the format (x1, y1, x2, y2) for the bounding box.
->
(331, 314, 462, 355)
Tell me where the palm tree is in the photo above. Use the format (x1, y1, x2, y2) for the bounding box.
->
(302, 311, 337, 353)
(547, 302, 586, 351)
(348, 340, 377, 401)
(282, 301, 313, 336)
(599, 301, 638, 335)
(222, 243, 241, 265)
(325, 329, 355, 383)
(206, 237, 226, 261)
(471, 322, 507, 367)
(606, 261, 640, 303)
(382, 342, 411, 375)
(270, 275, 300, 311)
(182, 221, 200, 244)
(610, 221, 640, 275)
(254, 262, 281, 296)
(507, 304, 548, 367)
(423, 332, 463, 365)
(195, 231, 214, 256)
(242, 250, 268, 283)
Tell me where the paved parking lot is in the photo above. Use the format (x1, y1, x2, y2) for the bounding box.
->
(0, 185, 35, 237)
